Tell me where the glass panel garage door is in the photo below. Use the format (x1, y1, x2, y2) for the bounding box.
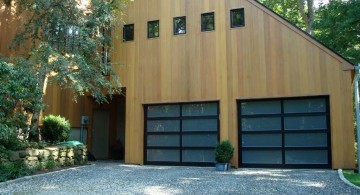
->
(144, 102, 219, 166)
(238, 96, 331, 168)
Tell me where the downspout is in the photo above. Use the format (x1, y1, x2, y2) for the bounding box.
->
(354, 65, 360, 173)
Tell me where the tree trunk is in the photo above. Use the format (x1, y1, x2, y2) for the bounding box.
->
(30, 75, 49, 141)
(298, 0, 315, 34)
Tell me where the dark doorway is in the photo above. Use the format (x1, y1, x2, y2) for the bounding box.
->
(90, 92, 126, 160)
(92, 110, 110, 159)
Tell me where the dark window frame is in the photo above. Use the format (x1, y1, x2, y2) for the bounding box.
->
(173, 16, 186, 35)
(230, 8, 245, 28)
(147, 20, 160, 39)
(201, 12, 215, 32)
(144, 101, 220, 166)
(237, 96, 332, 169)
(123, 24, 134, 42)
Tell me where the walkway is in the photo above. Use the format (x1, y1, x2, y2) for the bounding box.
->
(0, 161, 359, 195)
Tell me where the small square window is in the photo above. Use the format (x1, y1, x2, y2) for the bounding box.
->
(123, 24, 134, 41)
(201, 12, 215, 32)
(231, 8, 245, 28)
(174, 16, 186, 35)
(148, 20, 159, 38)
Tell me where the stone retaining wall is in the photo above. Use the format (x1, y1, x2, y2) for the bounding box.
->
(7, 145, 87, 167)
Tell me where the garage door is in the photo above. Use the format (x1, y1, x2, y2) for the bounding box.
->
(144, 102, 219, 166)
(238, 96, 331, 168)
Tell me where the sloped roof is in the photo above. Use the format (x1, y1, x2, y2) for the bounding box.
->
(251, 0, 354, 70)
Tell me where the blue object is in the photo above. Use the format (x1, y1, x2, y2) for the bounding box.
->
(58, 141, 83, 146)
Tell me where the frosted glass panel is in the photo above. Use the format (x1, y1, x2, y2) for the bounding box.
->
(182, 134, 217, 147)
(147, 149, 180, 162)
(285, 133, 327, 147)
(241, 101, 281, 115)
(183, 119, 218, 132)
(285, 150, 328, 164)
(284, 116, 327, 130)
(147, 120, 180, 132)
(241, 118, 281, 131)
(284, 98, 326, 113)
(242, 150, 282, 164)
(242, 134, 282, 147)
(182, 103, 217, 116)
(147, 135, 180, 147)
(182, 150, 215, 163)
(147, 105, 180, 117)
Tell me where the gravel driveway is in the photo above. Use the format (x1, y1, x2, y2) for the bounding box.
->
(0, 161, 359, 195)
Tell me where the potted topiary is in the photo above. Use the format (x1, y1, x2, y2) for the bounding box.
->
(215, 140, 234, 171)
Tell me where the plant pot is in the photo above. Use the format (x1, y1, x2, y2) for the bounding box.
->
(215, 162, 231, 171)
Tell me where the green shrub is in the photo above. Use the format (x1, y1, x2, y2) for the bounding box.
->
(0, 145, 9, 160)
(215, 140, 234, 163)
(44, 160, 59, 169)
(0, 160, 34, 182)
(0, 124, 26, 151)
(42, 115, 71, 143)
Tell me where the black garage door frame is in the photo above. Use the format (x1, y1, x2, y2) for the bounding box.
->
(238, 96, 332, 169)
(144, 101, 219, 166)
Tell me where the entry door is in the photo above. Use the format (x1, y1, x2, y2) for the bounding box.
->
(238, 97, 331, 168)
(92, 110, 110, 159)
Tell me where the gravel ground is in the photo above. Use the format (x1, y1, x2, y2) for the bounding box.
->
(0, 161, 359, 195)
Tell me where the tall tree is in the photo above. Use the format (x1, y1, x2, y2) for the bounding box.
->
(258, 0, 315, 34)
(1, 0, 128, 136)
(314, 0, 360, 64)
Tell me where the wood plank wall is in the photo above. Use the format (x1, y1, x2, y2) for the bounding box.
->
(0, 2, 24, 57)
(114, 0, 355, 168)
(42, 84, 85, 128)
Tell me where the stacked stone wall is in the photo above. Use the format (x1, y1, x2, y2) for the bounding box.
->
(7, 145, 87, 167)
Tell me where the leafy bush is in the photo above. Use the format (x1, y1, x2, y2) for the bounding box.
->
(0, 58, 43, 151)
(215, 140, 234, 163)
(0, 58, 43, 129)
(0, 145, 9, 160)
(0, 160, 34, 182)
(0, 124, 26, 151)
(44, 160, 59, 169)
(42, 115, 71, 143)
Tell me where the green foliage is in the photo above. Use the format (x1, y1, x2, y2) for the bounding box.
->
(343, 170, 360, 187)
(260, 0, 359, 64)
(8, 0, 127, 104)
(314, 0, 360, 64)
(202, 13, 215, 31)
(0, 145, 9, 160)
(215, 140, 234, 163)
(148, 21, 159, 38)
(0, 160, 34, 182)
(63, 159, 73, 167)
(355, 142, 358, 160)
(44, 159, 59, 169)
(258, 0, 305, 30)
(42, 115, 71, 143)
(0, 57, 43, 148)
(0, 124, 24, 151)
(0, 58, 43, 129)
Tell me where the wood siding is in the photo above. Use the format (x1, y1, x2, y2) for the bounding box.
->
(42, 84, 85, 128)
(114, 0, 355, 169)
